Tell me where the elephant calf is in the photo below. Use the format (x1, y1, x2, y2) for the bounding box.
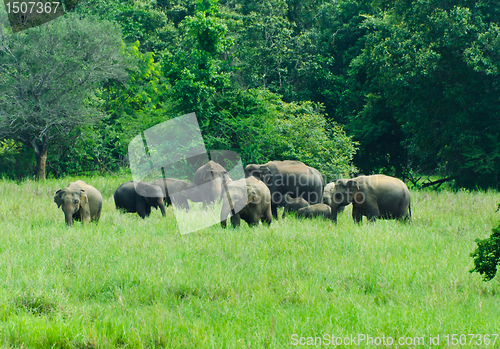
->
(297, 204, 332, 219)
(282, 194, 309, 218)
(54, 180, 103, 225)
(221, 177, 272, 228)
(114, 181, 166, 219)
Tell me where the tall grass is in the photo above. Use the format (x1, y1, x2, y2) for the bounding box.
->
(0, 177, 499, 348)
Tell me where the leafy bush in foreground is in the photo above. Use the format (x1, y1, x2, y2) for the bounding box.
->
(471, 210, 500, 281)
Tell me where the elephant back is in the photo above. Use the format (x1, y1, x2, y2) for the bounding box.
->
(194, 161, 229, 184)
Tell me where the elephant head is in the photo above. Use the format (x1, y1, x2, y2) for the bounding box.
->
(220, 179, 261, 227)
(136, 182, 166, 216)
(330, 178, 362, 222)
(194, 161, 232, 205)
(54, 183, 90, 225)
(245, 164, 273, 185)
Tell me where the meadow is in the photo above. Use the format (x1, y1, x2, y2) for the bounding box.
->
(0, 176, 499, 348)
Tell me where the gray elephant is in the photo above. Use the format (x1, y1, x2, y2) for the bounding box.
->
(282, 194, 309, 218)
(194, 161, 232, 206)
(244, 160, 323, 218)
(220, 176, 272, 228)
(322, 182, 344, 212)
(114, 181, 166, 218)
(151, 178, 202, 210)
(54, 180, 103, 225)
(297, 204, 332, 219)
(330, 174, 411, 222)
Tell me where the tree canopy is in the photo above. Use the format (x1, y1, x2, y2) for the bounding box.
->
(0, 13, 127, 179)
(0, 0, 499, 188)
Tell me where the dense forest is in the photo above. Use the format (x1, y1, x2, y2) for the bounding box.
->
(0, 0, 499, 188)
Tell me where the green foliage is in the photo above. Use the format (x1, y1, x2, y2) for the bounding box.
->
(471, 214, 500, 281)
(203, 88, 356, 179)
(0, 139, 19, 156)
(0, 12, 128, 178)
(0, 142, 35, 178)
(51, 41, 174, 176)
(3, 0, 498, 187)
(162, 0, 233, 114)
(349, 1, 500, 187)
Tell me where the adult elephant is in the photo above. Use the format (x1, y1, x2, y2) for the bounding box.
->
(194, 161, 232, 206)
(220, 176, 272, 228)
(245, 160, 323, 218)
(151, 178, 202, 210)
(114, 181, 166, 218)
(54, 180, 103, 225)
(330, 174, 411, 223)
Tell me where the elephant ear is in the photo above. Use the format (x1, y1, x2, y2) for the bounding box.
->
(54, 189, 63, 208)
(260, 167, 272, 184)
(246, 189, 257, 204)
(346, 180, 360, 191)
(80, 189, 88, 208)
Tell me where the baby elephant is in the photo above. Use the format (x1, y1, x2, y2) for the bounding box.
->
(297, 204, 332, 219)
(282, 194, 309, 218)
(54, 180, 103, 225)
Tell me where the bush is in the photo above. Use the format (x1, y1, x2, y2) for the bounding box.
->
(470, 209, 500, 281)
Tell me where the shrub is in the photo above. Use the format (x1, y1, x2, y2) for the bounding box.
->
(470, 209, 500, 281)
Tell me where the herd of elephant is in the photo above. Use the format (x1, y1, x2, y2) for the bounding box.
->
(54, 160, 412, 227)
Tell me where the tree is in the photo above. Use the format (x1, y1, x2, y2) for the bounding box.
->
(348, 0, 500, 187)
(162, 0, 234, 117)
(204, 88, 357, 179)
(0, 13, 128, 179)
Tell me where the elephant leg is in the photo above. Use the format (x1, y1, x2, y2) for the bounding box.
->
(352, 206, 363, 223)
(271, 203, 278, 219)
(81, 205, 91, 224)
(263, 205, 272, 226)
(364, 204, 380, 222)
(94, 205, 102, 223)
(231, 214, 241, 227)
(397, 203, 411, 222)
(165, 196, 172, 206)
(136, 200, 149, 219)
(261, 217, 271, 225)
(247, 213, 260, 226)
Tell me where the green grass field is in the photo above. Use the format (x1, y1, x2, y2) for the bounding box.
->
(0, 176, 499, 348)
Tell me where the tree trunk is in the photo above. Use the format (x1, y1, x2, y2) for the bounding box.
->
(32, 139, 49, 180)
(36, 148, 48, 180)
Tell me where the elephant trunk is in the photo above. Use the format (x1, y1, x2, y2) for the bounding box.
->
(157, 198, 166, 216)
(64, 210, 74, 225)
(330, 204, 340, 223)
